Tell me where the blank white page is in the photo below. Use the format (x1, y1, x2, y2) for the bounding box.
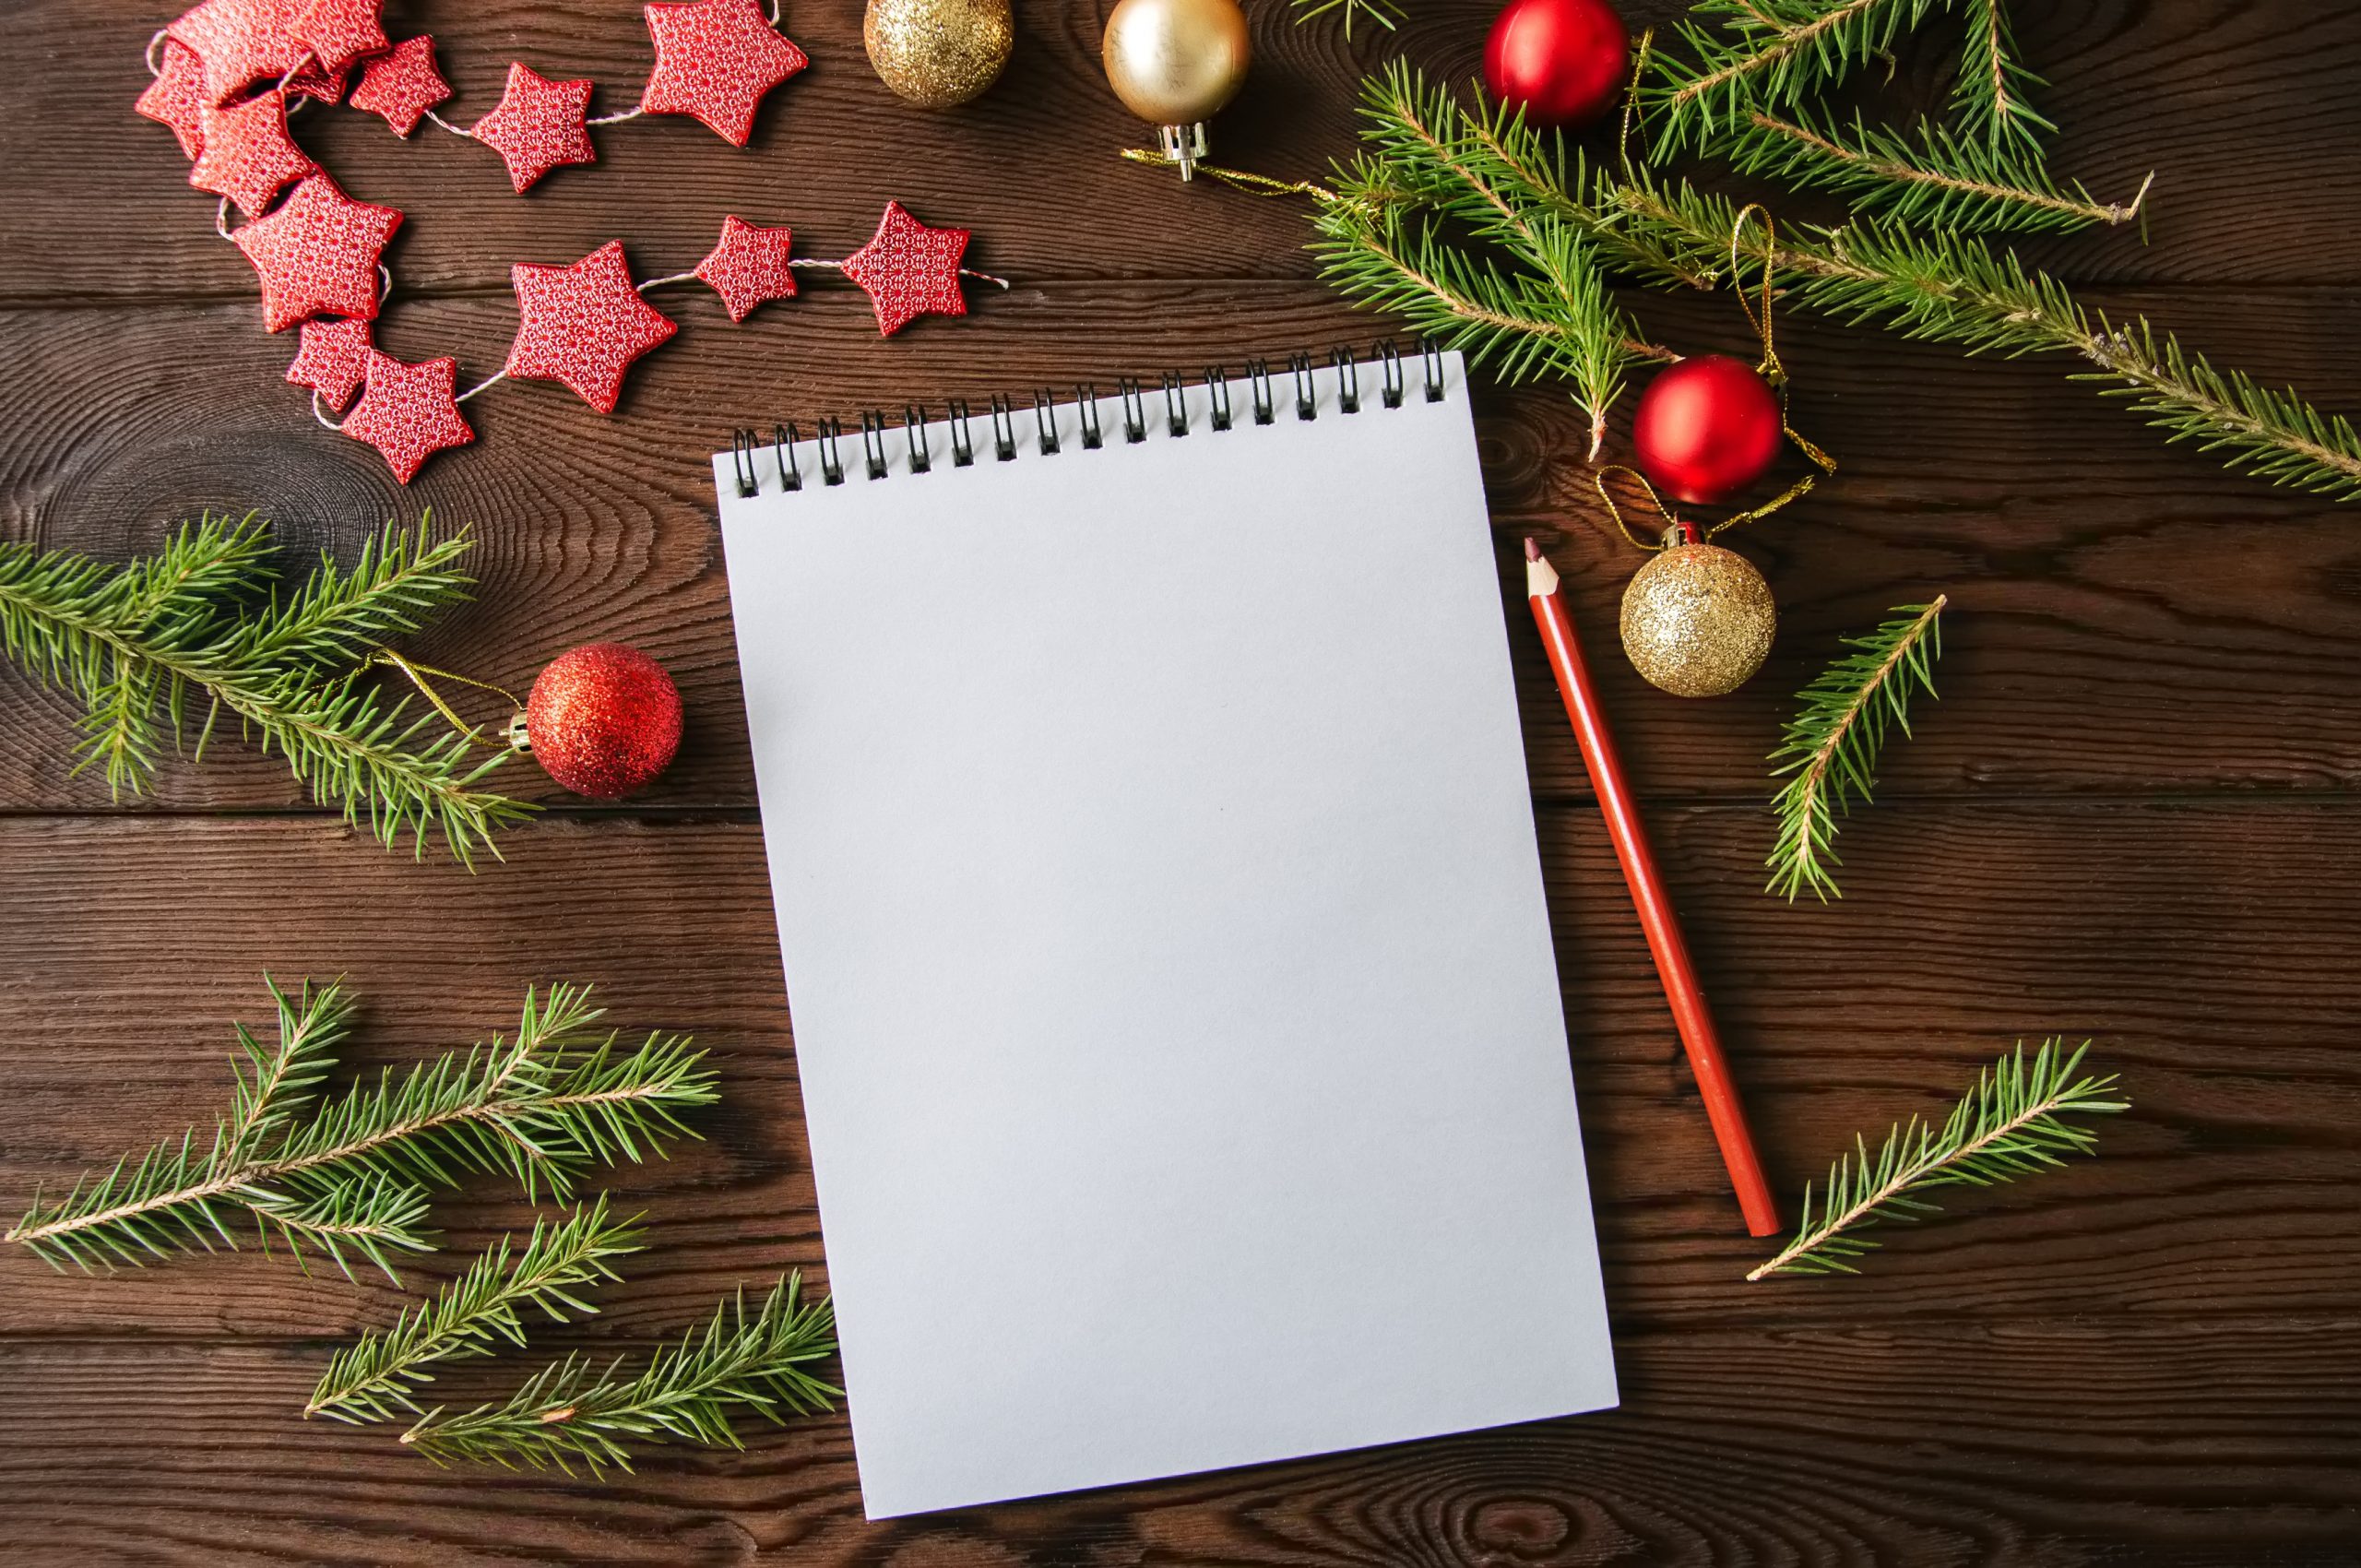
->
(711, 353, 1615, 1519)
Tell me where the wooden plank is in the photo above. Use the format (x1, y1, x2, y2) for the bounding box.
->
(5, 1315, 2358, 1567)
(4, 284, 2361, 816)
(0, 0, 2355, 306)
(4, 804, 2355, 1342)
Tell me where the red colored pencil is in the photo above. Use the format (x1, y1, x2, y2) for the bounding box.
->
(1524, 538, 1780, 1238)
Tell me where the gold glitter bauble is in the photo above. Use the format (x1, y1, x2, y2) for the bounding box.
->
(1619, 542, 1776, 697)
(865, 0, 1014, 109)
(1101, 0, 1251, 125)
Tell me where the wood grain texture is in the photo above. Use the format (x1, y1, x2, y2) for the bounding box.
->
(5, 0, 2361, 1560)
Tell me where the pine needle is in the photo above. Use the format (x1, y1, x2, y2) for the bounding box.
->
(4, 980, 718, 1283)
(1292, 0, 1402, 36)
(1766, 598, 1946, 901)
(1750, 1039, 2129, 1279)
(308, 1196, 646, 1423)
(400, 1273, 839, 1475)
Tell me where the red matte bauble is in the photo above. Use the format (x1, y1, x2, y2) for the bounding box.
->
(1483, 0, 1628, 129)
(1630, 354, 1784, 505)
(525, 644, 683, 800)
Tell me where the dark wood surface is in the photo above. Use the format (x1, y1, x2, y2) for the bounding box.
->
(4, 0, 2359, 1562)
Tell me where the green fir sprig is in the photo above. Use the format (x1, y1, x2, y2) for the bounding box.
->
(1646, 0, 1945, 152)
(308, 1196, 647, 1424)
(1766, 598, 1945, 901)
(400, 1273, 839, 1475)
(1292, 0, 1402, 37)
(1750, 1039, 2129, 1279)
(0, 515, 533, 863)
(1950, 0, 2053, 151)
(5, 981, 716, 1283)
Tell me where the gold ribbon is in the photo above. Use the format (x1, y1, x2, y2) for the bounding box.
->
(367, 647, 528, 753)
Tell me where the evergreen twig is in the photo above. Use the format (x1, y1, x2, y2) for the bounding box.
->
(1766, 598, 1945, 901)
(400, 1273, 839, 1475)
(1292, 0, 1402, 37)
(308, 1196, 646, 1424)
(0, 515, 533, 863)
(1750, 1039, 2129, 1278)
(1950, 0, 2054, 150)
(1646, 0, 1941, 151)
(5, 981, 717, 1283)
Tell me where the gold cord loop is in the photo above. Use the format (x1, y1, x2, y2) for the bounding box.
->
(367, 647, 527, 752)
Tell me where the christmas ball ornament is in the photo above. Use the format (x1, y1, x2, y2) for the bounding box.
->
(1484, 0, 1628, 130)
(1630, 353, 1784, 505)
(521, 644, 683, 800)
(1102, 0, 1251, 181)
(865, 0, 1013, 108)
(1619, 540, 1776, 698)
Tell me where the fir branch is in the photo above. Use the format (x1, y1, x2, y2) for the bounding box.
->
(1724, 110, 2149, 233)
(308, 1195, 645, 1424)
(1750, 1039, 2129, 1279)
(1766, 598, 1946, 901)
(0, 515, 531, 861)
(5, 981, 718, 1283)
(1292, 0, 1401, 36)
(1951, 0, 2053, 151)
(1647, 0, 1944, 151)
(400, 1273, 839, 1475)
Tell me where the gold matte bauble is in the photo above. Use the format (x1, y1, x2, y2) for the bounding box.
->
(1619, 542, 1776, 697)
(864, 0, 1014, 108)
(1100, 0, 1251, 125)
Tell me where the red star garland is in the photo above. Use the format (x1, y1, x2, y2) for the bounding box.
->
(285, 56, 350, 105)
(505, 242, 681, 415)
(285, 315, 373, 411)
(469, 64, 597, 194)
(230, 172, 402, 332)
(340, 350, 476, 483)
(694, 216, 797, 322)
(839, 201, 972, 337)
(291, 0, 387, 76)
(167, 0, 310, 106)
(191, 89, 316, 219)
(349, 35, 450, 137)
(136, 39, 211, 160)
(639, 0, 809, 147)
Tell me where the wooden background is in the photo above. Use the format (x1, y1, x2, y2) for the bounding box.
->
(4, 0, 2359, 1562)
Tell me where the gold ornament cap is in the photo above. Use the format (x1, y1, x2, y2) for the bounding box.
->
(1101, 0, 1251, 179)
(865, 0, 1014, 109)
(1619, 540, 1776, 697)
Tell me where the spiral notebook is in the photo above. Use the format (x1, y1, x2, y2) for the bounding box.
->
(709, 348, 1616, 1519)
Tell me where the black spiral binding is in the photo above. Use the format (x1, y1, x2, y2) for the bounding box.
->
(727, 342, 1445, 497)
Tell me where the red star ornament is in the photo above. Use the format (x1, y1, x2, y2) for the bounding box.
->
(291, 0, 387, 76)
(230, 172, 402, 331)
(504, 241, 680, 415)
(136, 39, 211, 160)
(639, 0, 809, 147)
(191, 89, 316, 219)
(350, 35, 451, 136)
(341, 350, 475, 483)
(166, 0, 309, 105)
(694, 216, 798, 322)
(470, 64, 598, 192)
(285, 315, 374, 411)
(839, 202, 971, 337)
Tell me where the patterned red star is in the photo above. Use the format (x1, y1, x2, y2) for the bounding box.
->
(638, 0, 809, 147)
(285, 315, 374, 411)
(291, 0, 386, 75)
(838, 202, 971, 337)
(469, 63, 597, 192)
(284, 56, 350, 104)
(694, 216, 797, 322)
(136, 39, 211, 160)
(341, 350, 475, 483)
(504, 241, 680, 414)
(166, 0, 310, 105)
(191, 89, 315, 219)
(230, 172, 402, 331)
(350, 35, 450, 136)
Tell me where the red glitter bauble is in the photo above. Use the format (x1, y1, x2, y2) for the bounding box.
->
(1630, 354, 1783, 505)
(525, 644, 684, 801)
(1483, 0, 1627, 129)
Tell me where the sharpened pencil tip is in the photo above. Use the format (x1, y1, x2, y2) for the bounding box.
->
(1524, 537, 1542, 562)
